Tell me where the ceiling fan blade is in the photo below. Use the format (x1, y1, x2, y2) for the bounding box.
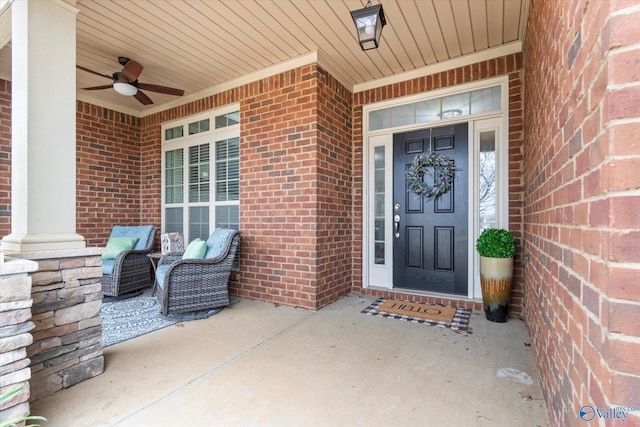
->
(134, 90, 153, 105)
(82, 85, 114, 90)
(137, 83, 185, 96)
(77, 65, 112, 80)
(122, 60, 144, 82)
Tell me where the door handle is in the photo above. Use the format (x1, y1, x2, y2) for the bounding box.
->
(394, 214, 400, 238)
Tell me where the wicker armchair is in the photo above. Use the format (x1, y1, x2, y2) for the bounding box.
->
(155, 229, 240, 316)
(101, 225, 156, 297)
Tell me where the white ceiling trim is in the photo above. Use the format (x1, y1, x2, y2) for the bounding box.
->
(140, 51, 321, 118)
(353, 42, 523, 94)
(81, 41, 524, 119)
(76, 92, 142, 117)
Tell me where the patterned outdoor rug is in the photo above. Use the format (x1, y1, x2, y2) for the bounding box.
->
(362, 298, 472, 331)
(101, 290, 234, 347)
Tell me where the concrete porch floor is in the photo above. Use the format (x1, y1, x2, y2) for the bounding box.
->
(31, 294, 550, 426)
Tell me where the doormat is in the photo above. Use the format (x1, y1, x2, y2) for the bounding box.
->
(362, 298, 471, 331)
(378, 299, 457, 322)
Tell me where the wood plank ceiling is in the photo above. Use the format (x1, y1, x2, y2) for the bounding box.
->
(0, 0, 529, 116)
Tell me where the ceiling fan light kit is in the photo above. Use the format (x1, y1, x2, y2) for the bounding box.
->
(77, 57, 184, 105)
(113, 82, 138, 96)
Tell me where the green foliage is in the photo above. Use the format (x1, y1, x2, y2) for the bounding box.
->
(0, 387, 46, 427)
(476, 228, 516, 258)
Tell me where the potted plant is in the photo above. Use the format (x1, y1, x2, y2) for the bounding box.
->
(476, 228, 516, 323)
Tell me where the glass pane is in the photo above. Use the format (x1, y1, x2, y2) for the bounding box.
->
(189, 206, 210, 242)
(165, 207, 183, 233)
(375, 193, 385, 217)
(227, 111, 240, 126)
(369, 109, 391, 131)
(374, 170, 385, 193)
(373, 145, 385, 265)
(165, 149, 184, 204)
(479, 131, 496, 231)
(216, 137, 240, 201)
(374, 146, 385, 169)
(391, 104, 414, 127)
(215, 205, 240, 268)
(374, 219, 385, 240)
(368, 85, 501, 131)
(441, 93, 470, 119)
(188, 119, 211, 135)
(165, 126, 183, 141)
(471, 86, 501, 114)
(415, 99, 441, 124)
(189, 144, 210, 203)
(215, 111, 240, 129)
(215, 205, 239, 230)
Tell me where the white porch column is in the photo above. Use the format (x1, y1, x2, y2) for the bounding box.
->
(2, 0, 85, 252)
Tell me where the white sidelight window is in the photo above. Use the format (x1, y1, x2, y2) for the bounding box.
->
(162, 105, 240, 241)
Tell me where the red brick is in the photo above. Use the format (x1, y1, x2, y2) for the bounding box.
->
(609, 231, 640, 262)
(606, 300, 640, 336)
(612, 373, 640, 407)
(608, 265, 640, 300)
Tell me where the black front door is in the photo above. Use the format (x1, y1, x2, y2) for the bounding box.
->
(393, 124, 468, 295)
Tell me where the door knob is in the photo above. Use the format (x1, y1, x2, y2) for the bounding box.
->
(394, 214, 400, 237)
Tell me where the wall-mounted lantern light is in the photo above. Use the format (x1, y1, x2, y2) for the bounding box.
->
(350, 1, 386, 51)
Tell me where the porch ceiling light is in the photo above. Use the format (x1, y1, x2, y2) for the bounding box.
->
(112, 72, 138, 96)
(350, 1, 386, 51)
(113, 82, 138, 96)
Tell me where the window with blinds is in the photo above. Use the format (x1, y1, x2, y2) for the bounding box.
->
(161, 107, 240, 244)
(215, 137, 239, 202)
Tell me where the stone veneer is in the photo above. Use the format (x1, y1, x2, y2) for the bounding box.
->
(15, 248, 105, 402)
(0, 257, 38, 422)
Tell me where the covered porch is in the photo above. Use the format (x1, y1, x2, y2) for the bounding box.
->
(1, 1, 639, 426)
(31, 294, 549, 426)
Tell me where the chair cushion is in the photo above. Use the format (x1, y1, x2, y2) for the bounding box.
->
(102, 259, 115, 275)
(110, 225, 154, 250)
(205, 229, 236, 259)
(102, 237, 138, 260)
(182, 238, 208, 259)
(156, 265, 169, 289)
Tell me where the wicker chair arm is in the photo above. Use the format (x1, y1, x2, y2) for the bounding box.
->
(158, 252, 183, 267)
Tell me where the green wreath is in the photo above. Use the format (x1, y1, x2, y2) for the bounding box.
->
(406, 152, 457, 201)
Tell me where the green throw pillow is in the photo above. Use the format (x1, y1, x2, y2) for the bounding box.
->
(102, 237, 139, 260)
(182, 238, 208, 259)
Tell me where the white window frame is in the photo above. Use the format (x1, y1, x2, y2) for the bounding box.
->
(361, 76, 509, 300)
(161, 104, 240, 240)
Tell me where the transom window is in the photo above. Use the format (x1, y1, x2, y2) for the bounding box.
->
(162, 106, 240, 243)
(368, 85, 501, 131)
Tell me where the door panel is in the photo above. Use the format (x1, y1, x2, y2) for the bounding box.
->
(393, 124, 468, 295)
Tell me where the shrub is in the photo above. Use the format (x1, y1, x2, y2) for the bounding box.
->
(476, 228, 516, 258)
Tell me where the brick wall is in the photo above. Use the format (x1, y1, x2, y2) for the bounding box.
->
(5, 55, 523, 316)
(352, 54, 525, 315)
(141, 65, 353, 309)
(313, 68, 353, 307)
(76, 102, 142, 247)
(523, 1, 640, 425)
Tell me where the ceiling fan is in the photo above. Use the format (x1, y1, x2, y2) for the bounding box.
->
(77, 57, 184, 105)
